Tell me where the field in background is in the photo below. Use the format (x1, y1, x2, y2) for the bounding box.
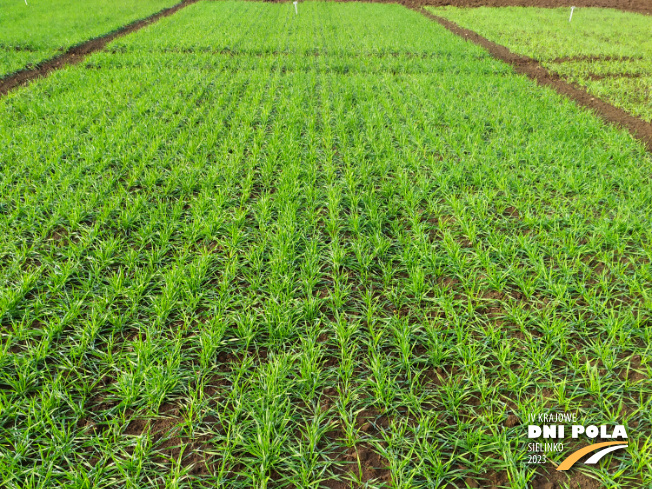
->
(1, 2, 651, 488)
(0, 0, 180, 77)
(429, 6, 652, 122)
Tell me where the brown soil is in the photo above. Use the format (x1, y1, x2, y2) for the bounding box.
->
(418, 9, 652, 151)
(0, 0, 198, 97)
(124, 403, 213, 477)
(531, 469, 600, 489)
(323, 443, 391, 488)
(531, 464, 639, 489)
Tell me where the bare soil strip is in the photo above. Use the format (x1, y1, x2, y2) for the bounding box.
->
(0, 0, 198, 98)
(418, 8, 652, 151)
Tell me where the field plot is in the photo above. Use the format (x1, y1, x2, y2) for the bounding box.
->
(429, 6, 652, 122)
(1, 1, 652, 488)
(0, 0, 180, 78)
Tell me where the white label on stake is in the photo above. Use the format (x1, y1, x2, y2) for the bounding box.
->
(293, 1, 298, 15)
(569, 6, 575, 22)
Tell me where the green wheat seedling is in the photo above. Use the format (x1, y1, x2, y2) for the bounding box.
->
(0, 1, 651, 488)
(430, 6, 652, 121)
(0, 0, 183, 78)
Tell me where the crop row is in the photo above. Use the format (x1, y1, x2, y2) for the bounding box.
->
(0, 0, 180, 78)
(431, 6, 652, 122)
(1, 2, 651, 487)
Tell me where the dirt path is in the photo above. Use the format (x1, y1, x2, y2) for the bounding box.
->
(0, 0, 198, 98)
(418, 8, 652, 151)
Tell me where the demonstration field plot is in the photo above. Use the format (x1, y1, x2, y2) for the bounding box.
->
(428, 6, 652, 122)
(1, 2, 651, 488)
(548, 59, 652, 123)
(109, 0, 490, 56)
(426, 7, 652, 61)
(0, 0, 180, 78)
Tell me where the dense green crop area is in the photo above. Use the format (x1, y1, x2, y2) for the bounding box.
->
(1, 2, 651, 488)
(426, 7, 652, 61)
(547, 59, 652, 123)
(429, 6, 652, 122)
(0, 0, 180, 78)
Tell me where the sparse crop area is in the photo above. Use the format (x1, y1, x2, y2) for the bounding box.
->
(0, 0, 180, 77)
(1, 2, 651, 488)
(429, 6, 652, 122)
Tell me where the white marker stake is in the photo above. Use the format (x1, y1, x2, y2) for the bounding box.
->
(569, 6, 575, 22)
(293, 1, 298, 15)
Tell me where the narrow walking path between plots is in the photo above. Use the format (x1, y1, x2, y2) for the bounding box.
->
(417, 8, 652, 151)
(0, 0, 198, 98)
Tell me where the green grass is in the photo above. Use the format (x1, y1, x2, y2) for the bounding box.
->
(1, 2, 651, 488)
(0, 0, 180, 78)
(428, 6, 652, 122)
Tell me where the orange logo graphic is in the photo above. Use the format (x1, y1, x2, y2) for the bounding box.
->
(556, 442, 628, 471)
